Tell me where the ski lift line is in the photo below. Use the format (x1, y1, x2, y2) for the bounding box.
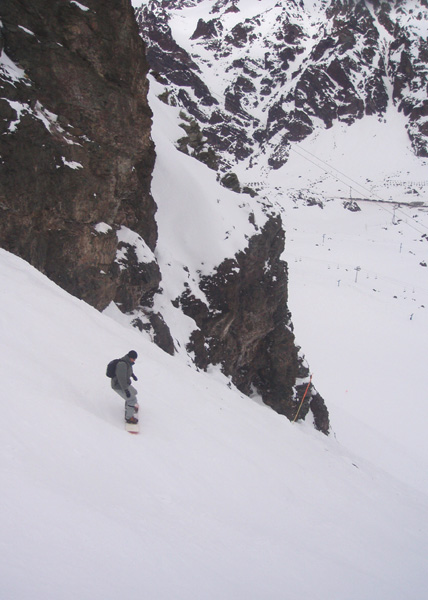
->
(287, 144, 428, 230)
(272, 132, 428, 235)
(204, 79, 428, 235)
(288, 145, 376, 201)
(264, 183, 428, 238)
(367, 203, 428, 235)
(367, 203, 428, 236)
(291, 144, 388, 200)
(290, 143, 428, 217)
(257, 175, 428, 237)
(279, 132, 428, 235)
(392, 205, 428, 234)
(288, 145, 428, 236)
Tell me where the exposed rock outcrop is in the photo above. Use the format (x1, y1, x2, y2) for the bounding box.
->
(178, 214, 330, 433)
(0, 0, 159, 312)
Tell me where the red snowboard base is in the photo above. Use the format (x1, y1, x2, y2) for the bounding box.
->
(125, 421, 139, 434)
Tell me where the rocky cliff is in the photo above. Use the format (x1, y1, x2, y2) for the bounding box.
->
(179, 213, 329, 433)
(0, 0, 159, 313)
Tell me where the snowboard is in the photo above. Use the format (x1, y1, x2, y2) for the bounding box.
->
(125, 421, 139, 434)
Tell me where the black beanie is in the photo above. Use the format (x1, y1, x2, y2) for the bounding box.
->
(128, 350, 138, 359)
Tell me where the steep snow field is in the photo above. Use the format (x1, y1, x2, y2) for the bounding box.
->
(1, 248, 428, 600)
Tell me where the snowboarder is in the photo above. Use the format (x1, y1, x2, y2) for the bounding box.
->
(110, 350, 139, 424)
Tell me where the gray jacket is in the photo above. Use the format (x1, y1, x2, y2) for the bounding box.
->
(111, 355, 135, 392)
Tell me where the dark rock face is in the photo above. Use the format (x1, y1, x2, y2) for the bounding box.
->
(0, 0, 159, 311)
(178, 214, 330, 433)
(191, 18, 223, 40)
(135, 5, 218, 112)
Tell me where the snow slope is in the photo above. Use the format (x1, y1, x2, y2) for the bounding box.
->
(1, 247, 428, 600)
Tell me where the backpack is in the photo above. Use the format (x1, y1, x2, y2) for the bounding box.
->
(106, 358, 123, 378)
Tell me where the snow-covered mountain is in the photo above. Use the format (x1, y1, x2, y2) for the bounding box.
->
(1, 0, 426, 431)
(136, 0, 428, 175)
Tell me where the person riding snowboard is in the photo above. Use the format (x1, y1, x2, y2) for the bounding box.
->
(111, 350, 139, 424)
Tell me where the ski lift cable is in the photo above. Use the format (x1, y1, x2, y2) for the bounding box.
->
(287, 146, 428, 236)
(288, 145, 377, 200)
(290, 145, 428, 233)
(290, 144, 387, 201)
(260, 123, 428, 234)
